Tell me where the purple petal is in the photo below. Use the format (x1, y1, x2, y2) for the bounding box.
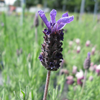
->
(50, 9, 57, 24)
(56, 16, 74, 30)
(39, 54, 43, 61)
(62, 12, 69, 17)
(88, 52, 91, 57)
(38, 10, 50, 29)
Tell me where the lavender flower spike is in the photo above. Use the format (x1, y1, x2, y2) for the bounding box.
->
(38, 9, 74, 71)
(34, 13, 39, 27)
(84, 52, 91, 70)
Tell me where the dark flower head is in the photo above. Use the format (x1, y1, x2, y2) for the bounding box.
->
(38, 9, 74, 71)
(84, 52, 91, 70)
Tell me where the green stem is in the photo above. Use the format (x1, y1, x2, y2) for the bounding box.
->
(80, 70, 87, 100)
(43, 71, 51, 100)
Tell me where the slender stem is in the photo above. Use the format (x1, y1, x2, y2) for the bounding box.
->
(43, 71, 51, 100)
(79, 70, 87, 100)
(82, 70, 87, 92)
(35, 27, 37, 42)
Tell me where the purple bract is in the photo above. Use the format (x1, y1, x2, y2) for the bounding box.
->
(38, 9, 74, 33)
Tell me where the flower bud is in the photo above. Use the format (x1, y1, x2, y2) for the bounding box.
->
(76, 70, 84, 86)
(19, 48, 23, 55)
(66, 76, 74, 85)
(76, 46, 81, 53)
(83, 52, 91, 70)
(34, 13, 39, 27)
(89, 66, 95, 71)
(75, 38, 80, 45)
(89, 76, 93, 81)
(91, 47, 95, 55)
(1, 23, 4, 27)
(86, 40, 90, 47)
(60, 69, 69, 75)
(72, 65, 77, 74)
(95, 65, 100, 76)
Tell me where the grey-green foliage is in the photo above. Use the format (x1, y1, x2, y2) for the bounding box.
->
(0, 12, 100, 100)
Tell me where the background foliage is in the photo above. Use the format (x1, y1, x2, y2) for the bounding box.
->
(0, 10, 100, 99)
(14, 0, 100, 12)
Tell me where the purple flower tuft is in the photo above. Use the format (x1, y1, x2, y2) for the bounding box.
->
(38, 9, 74, 32)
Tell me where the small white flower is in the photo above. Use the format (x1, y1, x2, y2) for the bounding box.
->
(95, 65, 100, 75)
(96, 65, 100, 70)
(76, 70, 84, 79)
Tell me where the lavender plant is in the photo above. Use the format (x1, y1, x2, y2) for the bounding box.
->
(34, 13, 39, 42)
(1, 12, 100, 100)
(38, 9, 74, 100)
(80, 52, 91, 99)
(34, 13, 39, 27)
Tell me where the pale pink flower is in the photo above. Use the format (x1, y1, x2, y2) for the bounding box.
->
(75, 38, 80, 45)
(89, 76, 93, 81)
(60, 69, 69, 75)
(69, 41, 73, 46)
(76, 46, 81, 53)
(72, 65, 77, 74)
(90, 62, 94, 66)
(89, 66, 95, 71)
(91, 47, 95, 55)
(66, 76, 74, 85)
(86, 40, 90, 47)
(94, 64, 97, 70)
